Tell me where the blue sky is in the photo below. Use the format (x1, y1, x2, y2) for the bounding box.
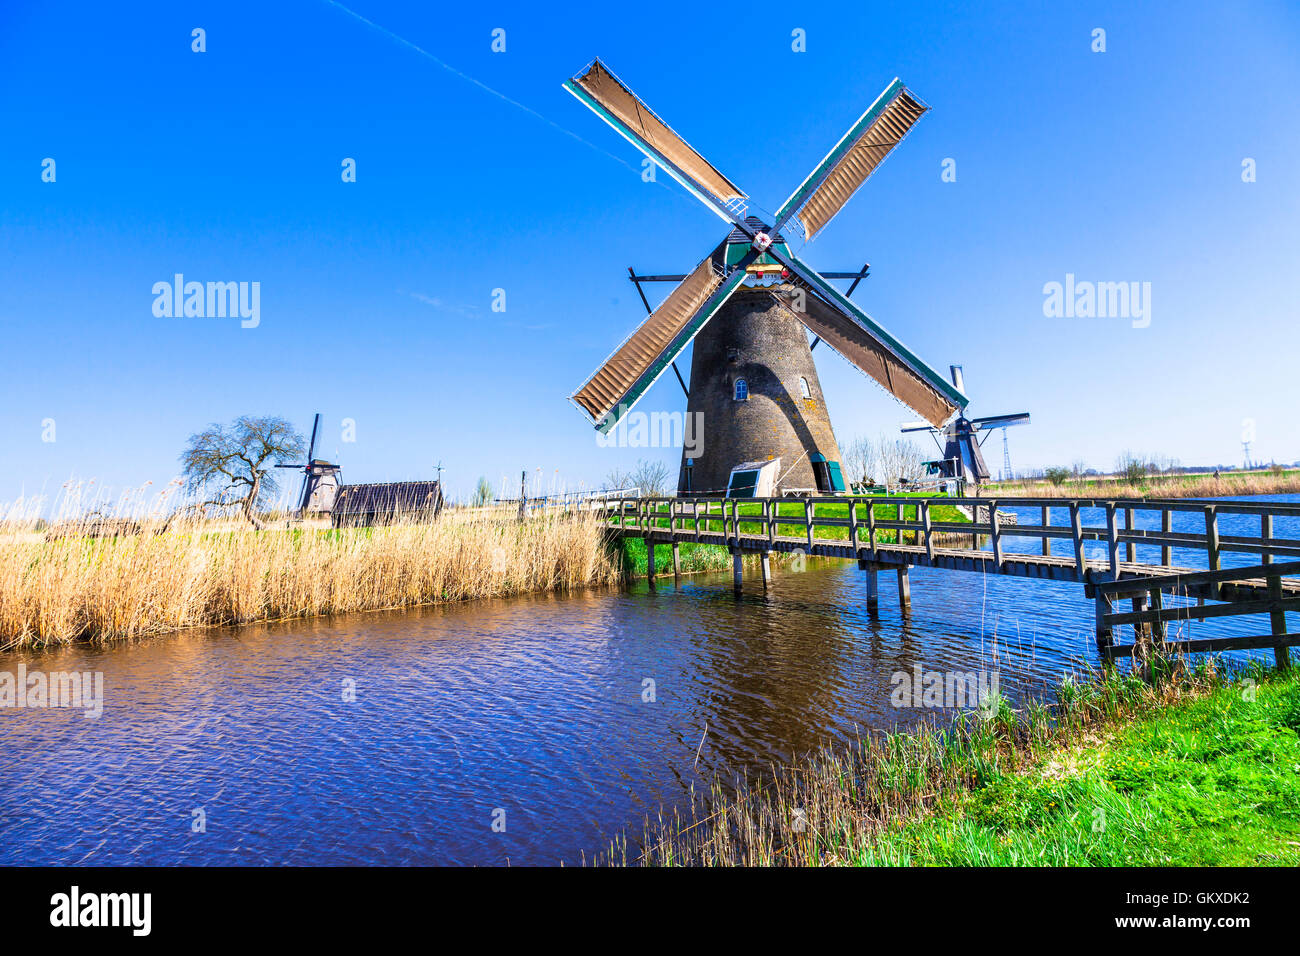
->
(2, 0, 1298, 504)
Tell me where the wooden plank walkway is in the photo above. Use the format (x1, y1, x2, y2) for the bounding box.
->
(601, 494, 1300, 666)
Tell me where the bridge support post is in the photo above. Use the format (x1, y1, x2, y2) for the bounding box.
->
(1095, 590, 1114, 661)
(671, 541, 681, 578)
(732, 549, 743, 593)
(646, 538, 656, 586)
(760, 551, 772, 588)
(1131, 592, 1150, 642)
(1269, 573, 1291, 671)
(859, 560, 879, 613)
(1149, 588, 1167, 644)
(896, 565, 911, 612)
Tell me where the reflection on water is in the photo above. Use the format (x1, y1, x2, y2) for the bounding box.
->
(1, 495, 1294, 865)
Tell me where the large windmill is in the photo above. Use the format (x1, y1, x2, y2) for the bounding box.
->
(275, 413, 341, 516)
(901, 366, 1030, 489)
(565, 59, 968, 495)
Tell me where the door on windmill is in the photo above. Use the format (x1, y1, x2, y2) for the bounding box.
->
(810, 454, 847, 494)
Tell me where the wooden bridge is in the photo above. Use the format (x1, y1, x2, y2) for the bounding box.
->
(600, 495, 1300, 667)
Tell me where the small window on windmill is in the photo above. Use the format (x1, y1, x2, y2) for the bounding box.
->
(726, 347, 740, 365)
(799, 376, 811, 399)
(682, 458, 694, 493)
(734, 378, 748, 401)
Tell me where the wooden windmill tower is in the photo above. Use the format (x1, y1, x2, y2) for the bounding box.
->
(901, 366, 1030, 490)
(275, 413, 341, 516)
(565, 59, 968, 495)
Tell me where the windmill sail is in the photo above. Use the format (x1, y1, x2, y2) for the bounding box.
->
(768, 245, 966, 417)
(773, 79, 928, 241)
(773, 287, 959, 427)
(563, 60, 747, 221)
(572, 241, 745, 431)
(970, 412, 1031, 429)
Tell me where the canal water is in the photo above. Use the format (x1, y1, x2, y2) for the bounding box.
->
(2, 495, 1295, 865)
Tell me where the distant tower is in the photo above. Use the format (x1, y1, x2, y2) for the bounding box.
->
(1242, 440, 1252, 470)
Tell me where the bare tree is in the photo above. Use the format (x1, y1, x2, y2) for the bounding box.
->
(180, 416, 305, 528)
(841, 436, 873, 488)
(843, 435, 929, 488)
(630, 458, 673, 497)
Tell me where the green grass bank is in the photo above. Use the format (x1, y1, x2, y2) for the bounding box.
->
(611, 661, 1300, 866)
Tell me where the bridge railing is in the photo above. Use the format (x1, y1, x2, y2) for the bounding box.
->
(1093, 560, 1300, 663)
(598, 494, 1300, 578)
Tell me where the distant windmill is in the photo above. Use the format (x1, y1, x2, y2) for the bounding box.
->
(901, 367, 1030, 490)
(275, 413, 341, 516)
(563, 58, 967, 496)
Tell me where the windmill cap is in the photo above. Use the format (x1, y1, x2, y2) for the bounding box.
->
(725, 216, 786, 245)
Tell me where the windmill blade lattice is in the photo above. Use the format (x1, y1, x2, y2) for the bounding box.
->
(770, 286, 960, 427)
(772, 79, 929, 241)
(563, 60, 748, 225)
(571, 240, 758, 431)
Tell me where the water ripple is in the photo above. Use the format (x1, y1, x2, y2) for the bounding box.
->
(2, 495, 1293, 865)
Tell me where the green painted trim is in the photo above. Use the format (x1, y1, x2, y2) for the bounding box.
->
(774, 78, 905, 228)
(827, 461, 846, 492)
(725, 240, 790, 268)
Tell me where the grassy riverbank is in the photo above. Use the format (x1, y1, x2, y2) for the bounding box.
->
(986, 469, 1300, 500)
(615, 662, 1300, 866)
(0, 509, 621, 648)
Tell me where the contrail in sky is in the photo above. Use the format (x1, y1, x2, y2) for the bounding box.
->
(319, 0, 639, 173)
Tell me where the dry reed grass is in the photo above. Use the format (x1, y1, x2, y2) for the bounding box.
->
(0, 494, 621, 648)
(987, 470, 1300, 500)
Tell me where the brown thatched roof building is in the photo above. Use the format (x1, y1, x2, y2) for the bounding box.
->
(330, 481, 443, 527)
